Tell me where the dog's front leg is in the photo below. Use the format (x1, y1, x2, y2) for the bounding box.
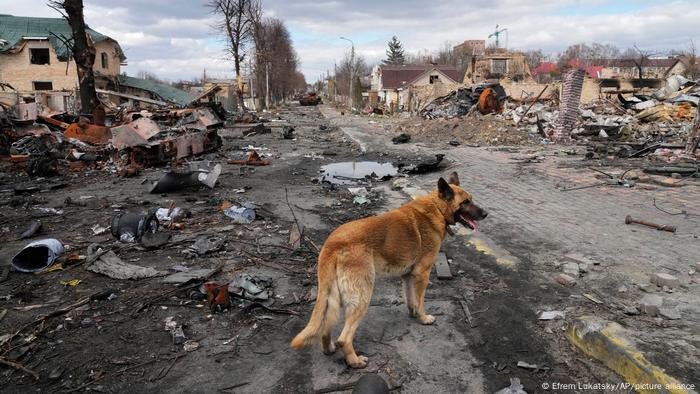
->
(401, 273, 417, 317)
(412, 264, 435, 325)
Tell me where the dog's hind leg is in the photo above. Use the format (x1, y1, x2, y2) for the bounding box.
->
(401, 272, 417, 317)
(321, 283, 341, 355)
(335, 267, 374, 368)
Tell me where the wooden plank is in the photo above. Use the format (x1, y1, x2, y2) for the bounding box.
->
(434, 252, 452, 280)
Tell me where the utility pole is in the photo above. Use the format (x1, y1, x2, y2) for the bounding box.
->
(265, 61, 270, 109)
(340, 36, 354, 110)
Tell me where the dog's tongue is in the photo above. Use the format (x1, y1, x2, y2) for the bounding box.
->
(468, 219, 479, 232)
(462, 215, 480, 232)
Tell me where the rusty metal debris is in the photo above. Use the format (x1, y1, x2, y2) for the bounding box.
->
(624, 215, 677, 233)
(420, 83, 506, 119)
(1, 95, 225, 173)
(299, 92, 322, 106)
(227, 150, 270, 166)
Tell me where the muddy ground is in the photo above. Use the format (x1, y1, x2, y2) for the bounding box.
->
(1, 104, 629, 393)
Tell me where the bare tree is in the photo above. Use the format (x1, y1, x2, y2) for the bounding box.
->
(49, 0, 98, 115)
(684, 39, 699, 80)
(622, 45, 655, 79)
(251, 17, 305, 107)
(208, 0, 260, 110)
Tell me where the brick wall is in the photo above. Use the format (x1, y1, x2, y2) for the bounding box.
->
(0, 39, 121, 92)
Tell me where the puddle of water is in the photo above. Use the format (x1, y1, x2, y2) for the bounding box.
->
(319, 161, 397, 185)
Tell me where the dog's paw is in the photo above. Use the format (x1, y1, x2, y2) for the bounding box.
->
(419, 314, 436, 325)
(347, 355, 368, 369)
(408, 309, 418, 318)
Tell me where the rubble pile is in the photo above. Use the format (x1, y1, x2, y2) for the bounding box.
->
(0, 99, 225, 176)
(420, 83, 507, 119)
(505, 74, 700, 164)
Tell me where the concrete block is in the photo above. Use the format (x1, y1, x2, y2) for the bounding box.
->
(649, 273, 680, 289)
(561, 262, 580, 277)
(694, 262, 700, 272)
(555, 273, 576, 286)
(659, 307, 681, 320)
(434, 252, 452, 280)
(639, 294, 663, 316)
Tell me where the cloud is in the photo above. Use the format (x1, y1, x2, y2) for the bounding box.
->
(4, 0, 699, 83)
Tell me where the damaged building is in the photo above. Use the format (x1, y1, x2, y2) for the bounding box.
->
(0, 14, 196, 111)
(463, 48, 532, 84)
(370, 63, 461, 112)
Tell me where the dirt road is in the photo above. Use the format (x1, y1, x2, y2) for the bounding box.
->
(1, 103, 697, 393)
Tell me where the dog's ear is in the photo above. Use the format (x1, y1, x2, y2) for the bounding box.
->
(438, 177, 454, 200)
(448, 172, 460, 186)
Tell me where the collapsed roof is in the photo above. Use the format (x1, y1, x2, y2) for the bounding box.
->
(0, 14, 126, 62)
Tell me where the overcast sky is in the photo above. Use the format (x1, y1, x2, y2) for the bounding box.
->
(3, 0, 700, 83)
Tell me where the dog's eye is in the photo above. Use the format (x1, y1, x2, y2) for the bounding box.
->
(462, 199, 471, 205)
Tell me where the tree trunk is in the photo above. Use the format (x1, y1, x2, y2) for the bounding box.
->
(235, 57, 246, 111)
(63, 0, 98, 116)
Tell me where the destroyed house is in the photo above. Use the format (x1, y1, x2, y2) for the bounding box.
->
(600, 58, 684, 79)
(0, 14, 126, 92)
(109, 75, 194, 108)
(370, 64, 461, 110)
(464, 50, 532, 83)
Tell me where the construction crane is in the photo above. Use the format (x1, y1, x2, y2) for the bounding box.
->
(488, 25, 508, 48)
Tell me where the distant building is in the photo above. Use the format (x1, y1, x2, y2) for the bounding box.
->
(370, 64, 461, 111)
(464, 49, 532, 83)
(599, 58, 684, 79)
(453, 40, 486, 56)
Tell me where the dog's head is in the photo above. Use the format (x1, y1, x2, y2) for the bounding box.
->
(436, 172, 488, 231)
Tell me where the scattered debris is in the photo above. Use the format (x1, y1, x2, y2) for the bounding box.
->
(223, 206, 256, 224)
(392, 133, 411, 144)
(555, 273, 577, 286)
(639, 294, 663, 316)
(539, 311, 565, 320)
(494, 377, 528, 394)
(204, 281, 231, 313)
(299, 92, 322, 106)
(19, 220, 42, 239)
(88, 250, 165, 280)
(149, 164, 221, 193)
(624, 215, 676, 233)
(111, 211, 159, 242)
(11, 238, 64, 272)
(434, 252, 453, 280)
(650, 273, 680, 289)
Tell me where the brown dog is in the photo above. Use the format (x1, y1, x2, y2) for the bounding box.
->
(291, 172, 487, 368)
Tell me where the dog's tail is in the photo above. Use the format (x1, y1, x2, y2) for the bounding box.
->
(291, 250, 340, 349)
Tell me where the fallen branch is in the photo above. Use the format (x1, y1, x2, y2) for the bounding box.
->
(315, 382, 356, 394)
(0, 357, 39, 380)
(219, 382, 250, 392)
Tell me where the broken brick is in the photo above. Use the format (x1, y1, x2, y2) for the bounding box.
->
(639, 294, 663, 316)
(650, 273, 680, 289)
(555, 273, 576, 286)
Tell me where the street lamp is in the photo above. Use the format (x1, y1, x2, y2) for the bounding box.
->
(340, 36, 354, 110)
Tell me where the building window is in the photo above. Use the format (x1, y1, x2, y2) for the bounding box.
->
(101, 52, 108, 69)
(30, 48, 50, 65)
(492, 59, 507, 74)
(429, 75, 440, 84)
(33, 81, 53, 90)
